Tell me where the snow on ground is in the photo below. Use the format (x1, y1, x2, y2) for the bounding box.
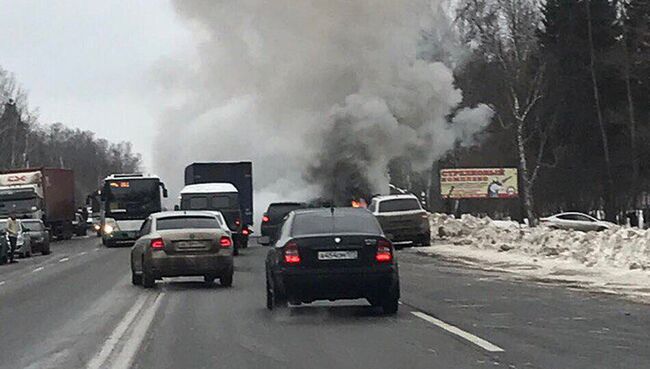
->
(409, 213, 650, 303)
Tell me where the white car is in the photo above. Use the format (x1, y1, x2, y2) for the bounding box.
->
(540, 212, 613, 232)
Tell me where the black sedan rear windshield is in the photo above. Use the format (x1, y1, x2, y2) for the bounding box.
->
(156, 216, 220, 230)
(292, 212, 381, 236)
(378, 198, 421, 212)
(268, 204, 303, 220)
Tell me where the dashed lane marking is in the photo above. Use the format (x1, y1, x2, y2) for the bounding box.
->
(412, 311, 505, 353)
(86, 294, 149, 369)
(32, 266, 44, 273)
(59, 257, 69, 263)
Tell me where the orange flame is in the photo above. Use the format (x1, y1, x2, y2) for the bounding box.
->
(351, 199, 368, 208)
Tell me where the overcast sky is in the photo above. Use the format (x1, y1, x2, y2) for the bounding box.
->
(0, 0, 193, 170)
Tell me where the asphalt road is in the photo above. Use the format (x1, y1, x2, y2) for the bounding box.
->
(1, 236, 648, 369)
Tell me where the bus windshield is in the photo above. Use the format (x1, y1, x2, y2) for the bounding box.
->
(104, 179, 161, 220)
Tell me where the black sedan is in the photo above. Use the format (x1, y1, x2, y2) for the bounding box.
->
(260, 202, 305, 240)
(263, 207, 399, 314)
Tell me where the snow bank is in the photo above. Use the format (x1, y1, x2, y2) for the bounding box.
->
(416, 214, 650, 303)
(430, 213, 650, 271)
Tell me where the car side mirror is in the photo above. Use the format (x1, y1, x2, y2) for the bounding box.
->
(163, 188, 169, 198)
(174, 205, 180, 211)
(258, 236, 271, 246)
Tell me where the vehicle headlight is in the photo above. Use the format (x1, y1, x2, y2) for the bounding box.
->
(103, 224, 114, 234)
(94, 224, 101, 231)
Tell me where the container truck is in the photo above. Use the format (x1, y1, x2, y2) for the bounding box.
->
(183, 162, 253, 251)
(0, 168, 75, 239)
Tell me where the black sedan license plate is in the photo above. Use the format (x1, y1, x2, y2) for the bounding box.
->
(317, 250, 358, 260)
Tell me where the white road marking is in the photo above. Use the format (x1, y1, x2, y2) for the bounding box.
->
(59, 257, 69, 263)
(32, 266, 44, 273)
(79, 251, 88, 256)
(412, 311, 505, 353)
(111, 293, 165, 369)
(0, 281, 5, 286)
(85, 294, 149, 369)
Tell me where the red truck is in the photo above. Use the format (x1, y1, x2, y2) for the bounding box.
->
(0, 168, 76, 239)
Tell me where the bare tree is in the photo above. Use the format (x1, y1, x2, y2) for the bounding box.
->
(457, 0, 548, 224)
(585, 0, 615, 219)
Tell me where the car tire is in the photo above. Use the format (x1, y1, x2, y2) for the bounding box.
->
(419, 233, 431, 246)
(220, 272, 233, 287)
(267, 275, 286, 310)
(381, 295, 399, 315)
(381, 286, 399, 315)
(42, 243, 51, 255)
(266, 277, 274, 310)
(142, 271, 155, 288)
(132, 271, 142, 286)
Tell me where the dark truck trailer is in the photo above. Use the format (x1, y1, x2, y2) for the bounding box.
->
(0, 168, 75, 239)
(184, 162, 253, 226)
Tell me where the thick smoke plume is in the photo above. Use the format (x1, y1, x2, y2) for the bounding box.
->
(154, 0, 491, 216)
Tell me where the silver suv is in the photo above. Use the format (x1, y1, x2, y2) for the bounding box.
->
(368, 194, 430, 247)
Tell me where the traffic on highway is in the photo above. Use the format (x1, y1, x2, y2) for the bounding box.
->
(2, 1, 649, 368)
(1, 163, 649, 369)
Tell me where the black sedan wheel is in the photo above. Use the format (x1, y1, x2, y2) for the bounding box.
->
(220, 272, 233, 287)
(132, 271, 142, 286)
(381, 287, 399, 315)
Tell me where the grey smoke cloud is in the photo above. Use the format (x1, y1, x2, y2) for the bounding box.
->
(154, 0, 491, 216)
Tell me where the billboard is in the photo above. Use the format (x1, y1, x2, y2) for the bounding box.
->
(440, 168, 518, 199)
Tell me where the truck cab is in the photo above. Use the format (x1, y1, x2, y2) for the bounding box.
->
(179, 183, 247, 254)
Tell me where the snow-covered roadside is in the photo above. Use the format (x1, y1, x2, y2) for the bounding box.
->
(410, 214, 650, 303)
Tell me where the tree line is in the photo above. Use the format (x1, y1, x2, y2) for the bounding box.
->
(391, 0, 648, 223)
(0, 66, 141, 205)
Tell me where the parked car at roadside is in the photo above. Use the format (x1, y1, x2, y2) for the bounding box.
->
(21, 219, 51, 255)
(0, 219, 33, 258)
(368, 194, 430, 247)
(540, 212, 614, 232)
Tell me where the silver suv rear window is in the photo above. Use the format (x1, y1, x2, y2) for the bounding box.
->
(378, 199, 421, 213)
